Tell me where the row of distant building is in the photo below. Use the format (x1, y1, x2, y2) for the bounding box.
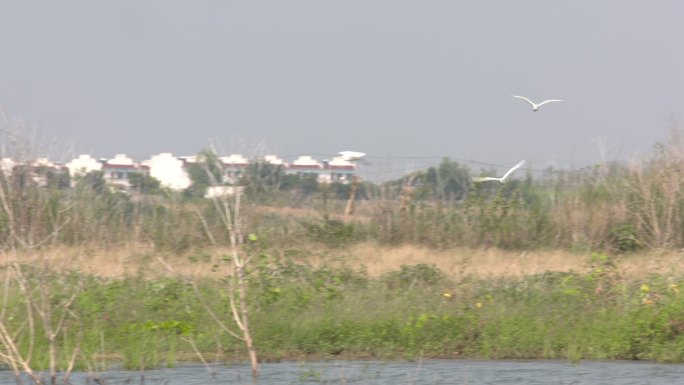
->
(0, 152, 359, 192)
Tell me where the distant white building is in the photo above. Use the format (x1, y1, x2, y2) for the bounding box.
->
(102, 154, 141, 188)
(287, 155, 323, 177)
(0, 151, 359, 191)
(179, 155, 197, 164)
(65, 154, 102, 178)
(322, 156, 356, 183)
(205, 185, 244, 199)
(142, 153, 191, 191)
(263, 155, 285, 166)
(220, 154, 249, 164)
(220, 154, 249, 183)
(32, 158, 57, 168)
(0, 158, 14, 175)
(28, 158, 67, 187)
(285, 155, 356, 184)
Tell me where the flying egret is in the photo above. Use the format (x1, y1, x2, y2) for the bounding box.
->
(338, 151, 366, 161)
(512, 95, 563, 112)
(472, 160, 526, 183)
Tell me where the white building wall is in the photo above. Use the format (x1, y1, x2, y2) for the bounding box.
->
(292, 155, 321, 167)
(0, 158, 14, 175)
(106, 154, 135, 166)
(220, 154, 248, 165)
(65, 154, 102, 177)
(205, 185, 244, 198)
(142, 153, 191, 191)
(263, 155, 285, 166)
(103, 154, 138, 188)
(328, 156, 355, 167)
(32, 158, 56, 168)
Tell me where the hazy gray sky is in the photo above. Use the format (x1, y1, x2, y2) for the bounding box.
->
(1, 1, 683, 179)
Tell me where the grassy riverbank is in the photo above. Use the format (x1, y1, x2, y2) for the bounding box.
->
(4, 250, 684, 371)
(3, 130, 684, 375)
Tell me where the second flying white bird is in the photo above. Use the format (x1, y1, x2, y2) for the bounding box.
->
(472, 160, 526, 183)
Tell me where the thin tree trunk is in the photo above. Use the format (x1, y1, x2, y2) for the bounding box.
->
(344, 175, 359, 218)
(235, 261, 258, 378)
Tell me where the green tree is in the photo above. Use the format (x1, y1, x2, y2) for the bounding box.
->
(396, 158, 472, 201)
(46, 169, 71, 190)
(437, 158, 471, 201)
(75, 170, 107, 194)
(280, 173, 319, 195)
(241, 160, 284, 198)
(185, 149, 224, 198)
(128, 172, 162, 195)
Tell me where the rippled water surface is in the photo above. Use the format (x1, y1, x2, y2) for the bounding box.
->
(4, 359, 684, 384)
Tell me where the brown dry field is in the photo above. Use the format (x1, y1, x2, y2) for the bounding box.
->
(4, 242, 684, 279)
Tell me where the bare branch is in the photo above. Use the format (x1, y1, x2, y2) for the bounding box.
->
(183, 337, 217, 379)
(192, 204, 217, 247)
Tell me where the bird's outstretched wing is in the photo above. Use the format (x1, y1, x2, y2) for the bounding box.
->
(511, 95, 535, 107)
(536, 99, 563, 107)
(472, 176, 501, 183)
(501, 159, 526, 180)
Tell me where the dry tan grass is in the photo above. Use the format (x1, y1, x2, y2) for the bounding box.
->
(345, 243, 684, 279)
(3, 242, 684, 279)
(0, 244, 226, 278)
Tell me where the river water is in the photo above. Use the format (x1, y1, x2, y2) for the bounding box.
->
(3, 359, 684, 385)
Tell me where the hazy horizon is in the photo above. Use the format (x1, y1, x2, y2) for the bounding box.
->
(2, 1, 684, 180)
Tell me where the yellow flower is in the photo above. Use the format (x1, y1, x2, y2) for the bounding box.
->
(476, 302, 483, 308)
(669, 283, 680, 294)
(442, 292, 452, 298)
(640, 284, 650, 293)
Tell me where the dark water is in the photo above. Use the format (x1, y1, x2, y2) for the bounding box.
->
(3, 359, 684, 385)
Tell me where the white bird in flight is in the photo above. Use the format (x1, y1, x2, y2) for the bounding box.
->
(512, 95, 563, 112)
(472, 160, 526, 183)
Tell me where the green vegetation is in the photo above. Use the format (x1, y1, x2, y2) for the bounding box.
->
(3, 138, 684, 253)
(4, 255, 684, 371)
(4, 129, 684, 378)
